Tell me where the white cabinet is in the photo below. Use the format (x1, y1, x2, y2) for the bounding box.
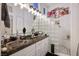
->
(11, 37, 49, 56)
(11, 44, 36, 56)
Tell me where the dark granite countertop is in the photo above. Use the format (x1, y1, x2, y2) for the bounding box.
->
(1, 35, 48, 56)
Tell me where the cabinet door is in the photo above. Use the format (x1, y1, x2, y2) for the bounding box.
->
(36, 38, 49, 56)
(11, 44, 35, 56)
(41, 38, 49, 56)
(11, 38, 49, 56)
(25, 44, 36, 56)
(35, 40, 43, 56)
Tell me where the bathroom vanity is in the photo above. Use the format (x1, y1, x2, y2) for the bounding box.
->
(11, 37, 49, 56)
(1, 34, 49, 56)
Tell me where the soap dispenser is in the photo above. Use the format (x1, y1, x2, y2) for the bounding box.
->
(23, 27, 26, 36)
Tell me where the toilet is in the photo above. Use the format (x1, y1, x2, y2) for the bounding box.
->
(51, 44, 70, 56)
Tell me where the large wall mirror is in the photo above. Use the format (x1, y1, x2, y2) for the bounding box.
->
(11, 4, 34, 36)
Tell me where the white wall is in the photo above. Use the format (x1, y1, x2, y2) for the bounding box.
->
(70, 4, 79, 56)
(54, 15, 71, 55)
(40, 3, 79, 56)
(39, 3, 71, 55)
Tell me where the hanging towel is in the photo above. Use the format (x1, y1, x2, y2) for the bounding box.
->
(1, 3, 10, 28)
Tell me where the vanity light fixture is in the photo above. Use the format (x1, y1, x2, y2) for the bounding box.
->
(14, 3, 49, 21)
(14, 3, 42, 16)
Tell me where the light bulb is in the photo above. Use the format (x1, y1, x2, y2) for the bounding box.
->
(19, 3, 26, 9)
(34, 11, 38, 15)
(28, 8, 34, 13)
(28, 8, 32, 12)
(21, 6, 24, 9)
(39, 13, 42, 17)
(24, 4, 29, 9)
(31, 8, 34, 12)
(36, 12, 40, 16)
(14, 3, 18, 6)
(23, 4, 27, 8)
(19, 3, 25, 9)
(31, 10, 35, 14)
